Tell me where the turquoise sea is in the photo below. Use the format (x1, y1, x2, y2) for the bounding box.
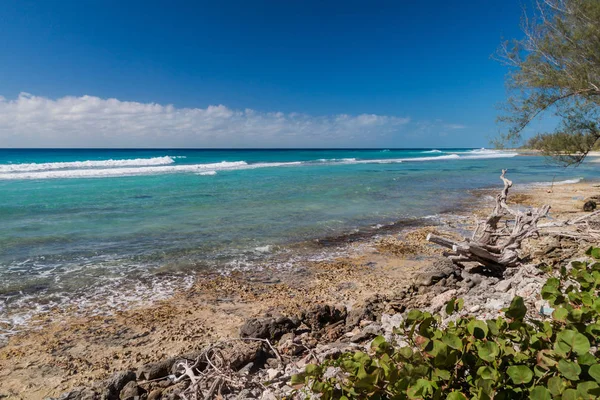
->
(0, 148, 597, 334)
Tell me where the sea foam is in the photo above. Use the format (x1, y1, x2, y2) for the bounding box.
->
(0, 150, 519, 180)
(0, 156, 175, 173)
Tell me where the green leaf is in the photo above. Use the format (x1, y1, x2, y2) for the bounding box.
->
(441, 333, 462, 350)
(589, 364, 600, 383)
(529, 386, 551, 400)
(407, 378, 434, 399)
(398, 346, 413, 359)
(578, 352, 597, 366)
(290, 373, 306, 385)
(555, 329, 591, 356)
(557, 359, 581, 381)
(553, 307, 569, 321)
(467, 320, 489, 339)
(507, 365, 533, 385)
(591, 247, 600, 260)
(370, 335, 386, 350)
(445, 298, 456, 315)
(561, 388, 578, 400)
(477, 366, 499, 381)
(547, 376, 566, 396)
(477, 341, 500, 362)
(406, 310, 423, 324)
(577, 381, 600, 399)
(446, 392, 468, 400)
(505, 296, 527, 320)
(434, 368, 451, 381)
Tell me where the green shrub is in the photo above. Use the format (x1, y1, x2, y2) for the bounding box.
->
(292, 247, 600, 399)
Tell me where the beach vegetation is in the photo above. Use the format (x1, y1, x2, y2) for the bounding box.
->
(294, 246, 600, 399)
(496, 0, 600, 165)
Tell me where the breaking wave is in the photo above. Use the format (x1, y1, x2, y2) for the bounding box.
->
(0, 150, 519, 180)
(0, 156, 175, 173)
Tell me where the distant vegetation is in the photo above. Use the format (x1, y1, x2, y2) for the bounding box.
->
(496, 0, 600, 166)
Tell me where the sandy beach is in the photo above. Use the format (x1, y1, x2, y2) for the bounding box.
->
(1, 178, 598, 399)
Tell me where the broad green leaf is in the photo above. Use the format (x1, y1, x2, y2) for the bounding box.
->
(290, 373, 306, 385)
(557, 359, 581, 381)
(370, 335, 386, 350)
(477, 341, 499, 362)
(477, 366, 498, 381)
(577, 381, 600, 399)
(467, 320, 488, 339)
(434, 368, 451, 380)
(591, 247, 600, 260)
(555, 329, 591, 356)
(588, 364, 600, 383)
(529, 386, 551, 400)
(505, 296, 527, 320)
(406, 310, 423, 324)
(446, 391, 468, 400)
(407, 378, 434, 399)
(398, 346, 413, 359)
(445, 298, 456, 315)
(561, 388, 578, 400)
(547, 376, 565, 396)
(553, 307, 568, 321)
(441, 333, 462, 350)
(507, 365, 533, 385)
(578, 352, 596, 366)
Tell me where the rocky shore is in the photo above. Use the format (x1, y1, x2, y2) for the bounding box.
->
(1, 180, 598, 399)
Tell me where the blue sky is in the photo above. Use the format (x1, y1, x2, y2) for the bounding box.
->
(0, 1, 537, 148)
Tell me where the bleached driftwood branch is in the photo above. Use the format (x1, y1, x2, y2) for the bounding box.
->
(427, 170, 550, 273)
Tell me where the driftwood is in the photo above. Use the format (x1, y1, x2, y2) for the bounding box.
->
(427, 170, 600, 274)
(427, 170, 550, 274)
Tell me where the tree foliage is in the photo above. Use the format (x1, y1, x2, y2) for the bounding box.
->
(496, 0, 600, 165)
(294, 247, 600, 399)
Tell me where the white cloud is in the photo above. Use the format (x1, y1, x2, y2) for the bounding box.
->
(0, 93, 411, 148)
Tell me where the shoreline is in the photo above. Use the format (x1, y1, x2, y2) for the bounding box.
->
(1, 178, 599, 398)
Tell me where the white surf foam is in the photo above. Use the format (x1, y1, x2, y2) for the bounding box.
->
(0, 160, 303, 180)
(422, 149, 443, 153)
(0, 156, 176, 173)
(532, 178, 583, 186)
(0, 149, 519, 180)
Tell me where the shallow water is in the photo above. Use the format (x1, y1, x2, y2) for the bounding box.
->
(0, 148, 596, 332)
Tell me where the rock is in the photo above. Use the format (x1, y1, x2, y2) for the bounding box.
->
(161, 381, 188, 399)
(239, 316, 299, 340)
(260, 390, 278, 400)
(361, 323, 383, 336)
(414, 258, 457, 286)
(220, 341, 265, 370)
(495, 279, 512, 293)
(485, 298, 505, 311)
(380, 314, 403, 336)
(235, 389, 258, 399)
(345, 297, 383, 328)
(104, 371, 136, 399)
(266, 368, 282, 381)
(278, 332, 294, 344)
(584, 200, 597, 212)
(57, 387, 99, 400)
(428, 289, 457, 311)
(147, 389, 163, 400)
(137, 358, 176, 381)
(301, 304, 346, 331)
(119, 381, 145, 400)
(469, 305, 481, 313)
(349, 330, 375, 343)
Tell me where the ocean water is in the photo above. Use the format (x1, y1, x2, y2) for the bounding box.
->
(0, 148, 597, 333)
